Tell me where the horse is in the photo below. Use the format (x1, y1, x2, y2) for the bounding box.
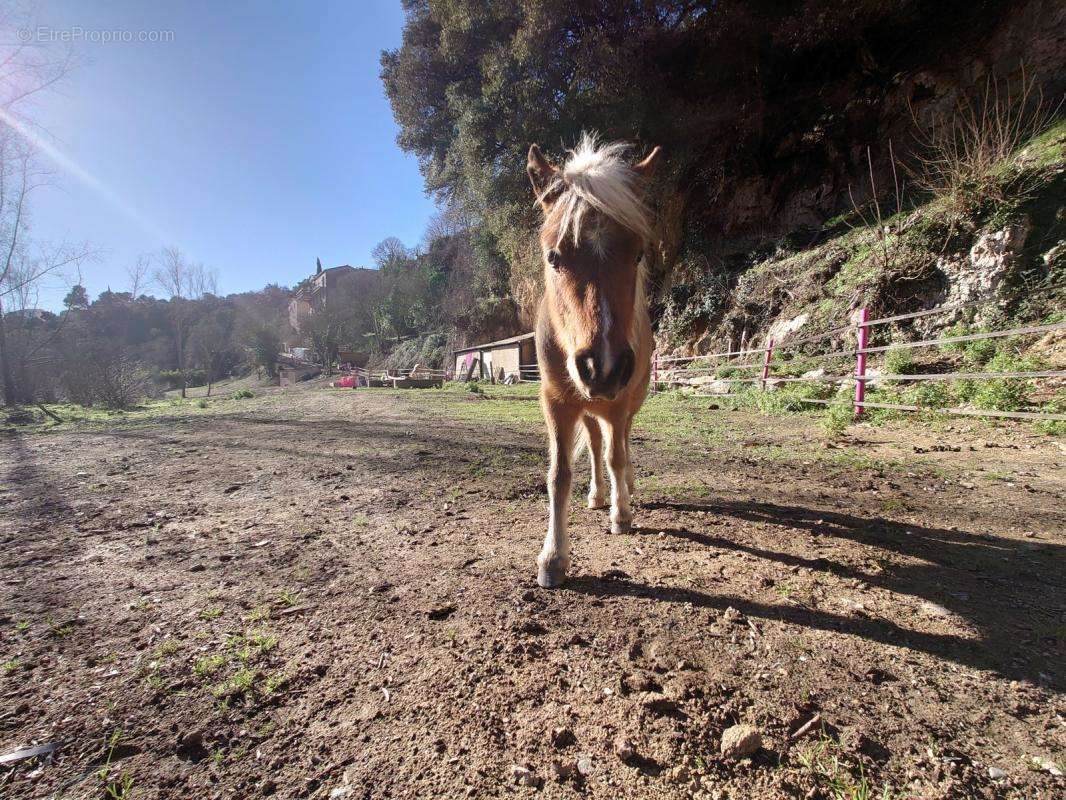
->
(526, 133, 661, 588)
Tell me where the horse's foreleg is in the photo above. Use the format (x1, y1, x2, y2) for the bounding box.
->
(606, 410, 633, 534)
(584, 415, 607, 509)
(537, 403, 579, 588)
(624, 412, 636, 496)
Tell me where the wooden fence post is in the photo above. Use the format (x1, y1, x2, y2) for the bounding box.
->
(854, 307, 869, 418)
(760, 338, 775, 390)
(652, 352, 659, 391)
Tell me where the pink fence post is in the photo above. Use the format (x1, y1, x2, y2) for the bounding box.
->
(760, 338, 775, 390)
(853, 307, 869, 418)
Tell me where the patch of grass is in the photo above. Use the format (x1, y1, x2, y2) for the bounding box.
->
(230, 629, 278, 661)
(228, 667, 257, 694)
(153, 639, 181, 659)
(99, 730, 135, 800)
(263, 673, 288, 695)
(47, 618, 75, 638)
(277, 588, 298, 607)
(3, 658, 19, 674)
(247, 605, 271, 622)
(194, 654, 227, 679)
(797, 731, 898, 800)
(14, 620, 29, 633)
(881, 498, 907, 515)
(199, 606, 223, 621)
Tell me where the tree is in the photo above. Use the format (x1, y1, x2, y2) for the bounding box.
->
(126, 254, 152, 299)
(63, 284, 89, 310)
(152, 246, 217, 398)
(249, 326, 282, 379)
(189, 308, 238, 396)
(0, 6, 82, 406)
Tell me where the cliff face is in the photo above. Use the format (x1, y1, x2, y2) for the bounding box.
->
(655, 0, 1066, 354)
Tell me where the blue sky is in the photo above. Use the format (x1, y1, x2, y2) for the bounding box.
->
(23, 0, 435, 308)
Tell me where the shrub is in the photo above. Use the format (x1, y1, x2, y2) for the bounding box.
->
(962, 337, 998, 367)
(822, 404, 853, 437)
(232, 388, 254, 400)
(197, 399, 209, 408)
(902, 380, 954, 409)
(884, 346, 920, 379)
(59, 345, 151, 410)
(969, 350, 1039, 411)
(909, 69, 1057, 221)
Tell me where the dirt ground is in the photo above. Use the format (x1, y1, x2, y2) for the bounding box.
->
(1, 383, 1063, 799)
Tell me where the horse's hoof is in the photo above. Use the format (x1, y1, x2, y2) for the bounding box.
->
(537, 557, 569, 588)
(587, 495, 608, 510)
(610, 519, 632, 534)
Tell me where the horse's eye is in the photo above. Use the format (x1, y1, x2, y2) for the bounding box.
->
(637, 250, 644, 264)
(547, 249, 561, 268)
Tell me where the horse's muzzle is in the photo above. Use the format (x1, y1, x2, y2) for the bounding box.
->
(574, 344, 635, 400)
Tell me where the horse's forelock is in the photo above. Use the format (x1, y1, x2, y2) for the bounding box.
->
(541, 133, 652, 249)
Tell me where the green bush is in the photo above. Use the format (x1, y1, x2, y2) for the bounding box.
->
(884, 346, 919, 377)
(962, 337, 998, 367)
(969, 350, 1039, 411)
(822, 401, 853, 437)
(902, 381, 954, 409)
(232, 388, 254, 400)
(197, 399, 209, 409)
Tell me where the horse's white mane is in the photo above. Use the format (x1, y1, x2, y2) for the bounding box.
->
(543, 132, 653, 248)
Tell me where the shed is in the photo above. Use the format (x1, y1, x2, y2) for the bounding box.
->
(452, 333, 536, 382)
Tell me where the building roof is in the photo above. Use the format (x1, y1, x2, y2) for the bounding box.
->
(453, 332, 534, 354)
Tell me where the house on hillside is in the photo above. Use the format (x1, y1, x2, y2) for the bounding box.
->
(452, 333, 536, 382)
(288, 259, 378, 332)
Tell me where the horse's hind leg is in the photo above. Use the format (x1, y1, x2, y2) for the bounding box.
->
(584, 415, 608, 509)
(605, 407, 634, 534)
(537, 401, 579, 588)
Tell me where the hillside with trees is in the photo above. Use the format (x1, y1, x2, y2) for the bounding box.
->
(381, 0, 1065, 363)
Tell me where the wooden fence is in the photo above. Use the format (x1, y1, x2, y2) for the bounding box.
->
(652, 298, 1066, 423)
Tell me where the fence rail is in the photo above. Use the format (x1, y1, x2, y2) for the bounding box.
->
(654, 302, 1065, 423)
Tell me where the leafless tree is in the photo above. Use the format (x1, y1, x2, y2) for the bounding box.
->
(152, 246, 219, 397)
(126, 253, 152, 299)
(0, 5, 87, 405)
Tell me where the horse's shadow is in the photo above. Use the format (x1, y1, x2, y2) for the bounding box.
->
(565, 499, 1065, 684)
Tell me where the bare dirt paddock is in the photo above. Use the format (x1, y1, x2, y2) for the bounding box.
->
(1, 383, 1064, 799)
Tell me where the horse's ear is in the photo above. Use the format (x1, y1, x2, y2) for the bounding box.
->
(527, 144, 557, 199)
(632, 145, 662, 179)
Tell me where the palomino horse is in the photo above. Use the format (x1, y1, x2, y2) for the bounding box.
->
(526, 134, 660, 588)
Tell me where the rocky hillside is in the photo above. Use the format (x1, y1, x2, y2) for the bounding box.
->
(660, 120, 1066, 359)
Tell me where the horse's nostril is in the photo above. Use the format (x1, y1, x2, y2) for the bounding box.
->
(575, 349, 599, 384)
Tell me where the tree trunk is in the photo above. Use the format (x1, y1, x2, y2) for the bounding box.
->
(0, 298, 16, 407)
